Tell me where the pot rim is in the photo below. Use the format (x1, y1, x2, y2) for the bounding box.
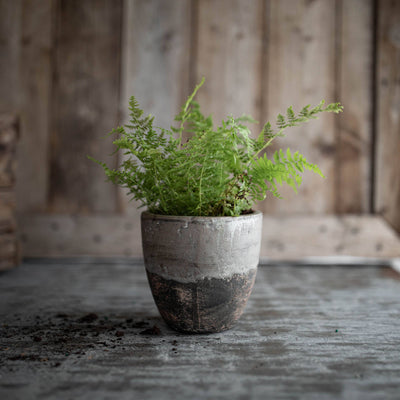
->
(141, 210, 263, 222)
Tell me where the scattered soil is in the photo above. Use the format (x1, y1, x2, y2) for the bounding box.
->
(132, 321, 149, 329)
(0, 312, 162, 367)
(8, 354, 45, 362)
(78, 313, 99, 323)
(55, 313, 69, 319)
(140, 325, 161, 336)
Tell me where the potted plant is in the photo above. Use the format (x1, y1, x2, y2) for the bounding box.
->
(89, 78, 342, 333)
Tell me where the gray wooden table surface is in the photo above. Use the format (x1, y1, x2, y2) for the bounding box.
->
(1, 259, 400, 400)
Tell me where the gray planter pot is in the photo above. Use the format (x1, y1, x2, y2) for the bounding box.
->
(141, 211, 262, 334)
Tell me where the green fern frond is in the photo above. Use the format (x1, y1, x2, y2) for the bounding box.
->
(89, 79, 342, 216)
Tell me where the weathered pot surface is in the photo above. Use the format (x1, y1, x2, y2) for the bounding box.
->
(141, 211, 262, 334)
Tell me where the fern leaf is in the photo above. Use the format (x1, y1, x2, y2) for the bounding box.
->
(277, 114, 286, 129)
(287, 106, 296, 125)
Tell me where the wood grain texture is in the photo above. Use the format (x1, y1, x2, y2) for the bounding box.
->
(336, 0, 373, 213)
(4, 0, 399, 258)
(16, 0, 54, 213)
(260, 214, 399, 259)
(0, 0, 21, 112)
(0, 189, 17, 236)
(260, 0, 336, 215)
(119, 0, 192, 215)
(0, 114, 19, 268)
(0, 114, 18, 189)
(0, 233, 18, 270)
(194, 0, 264, 133)
(18, 214, 143, 257)
(18, 214, 400, 259)
(375, 0, 400, 232)
(48, 0, 122, 214)
(0, 190, 16, 236)
(1, 262, 400, 399)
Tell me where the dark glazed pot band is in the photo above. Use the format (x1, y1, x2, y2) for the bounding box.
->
(147, 269, 257, 333)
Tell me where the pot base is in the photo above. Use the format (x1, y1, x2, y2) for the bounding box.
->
(146, 269, 257, 334)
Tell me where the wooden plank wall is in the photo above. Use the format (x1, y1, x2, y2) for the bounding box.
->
(120, 0, 192, 215)
(17, 0, 53, 213)
(375, 0, 400, 233)
(48, 0, 122, 214)
(264, 0, 337, 214)
(337, 0, 373, 214)
(0, 0, 21, 113)
(0, 113, 20, 269)
(0, 0, 21, 264)
(0, 0, 398, 257)
(195, 0, 264, 133)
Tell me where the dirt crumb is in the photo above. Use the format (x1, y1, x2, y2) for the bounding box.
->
(140, 325, 161, 336)
(132, 321, 149, 329)
(78, 313, 99, 323)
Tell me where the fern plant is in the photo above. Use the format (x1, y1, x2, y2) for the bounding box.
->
(89, 78, 343, 216)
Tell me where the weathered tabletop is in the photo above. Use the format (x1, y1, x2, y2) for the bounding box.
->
(1, 259, 400, 400)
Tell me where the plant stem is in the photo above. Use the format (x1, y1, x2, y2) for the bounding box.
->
(178, 77, 205, 148)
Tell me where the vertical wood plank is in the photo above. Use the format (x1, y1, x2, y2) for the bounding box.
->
(0, 0, 21, 112)
(0, 189, 16, 235)
(0, 113, 19, 268)
(119, 0, 192, 214)
(194, 0, 264, 133)
(375, 0, 400, 232)
(0, 114, 18, 189)
(260, 0, 336, 214)
(336, 0, 373, 214)
(16, 0, 54, 213)
(49, 0, 122, 213)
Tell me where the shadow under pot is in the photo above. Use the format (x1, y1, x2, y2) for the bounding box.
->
(141, 211, 262, 334)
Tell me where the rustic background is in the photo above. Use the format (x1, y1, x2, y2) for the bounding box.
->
(0, 0, 399, 261)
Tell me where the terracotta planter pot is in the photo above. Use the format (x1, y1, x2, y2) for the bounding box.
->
(141, 211, 262, 333)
